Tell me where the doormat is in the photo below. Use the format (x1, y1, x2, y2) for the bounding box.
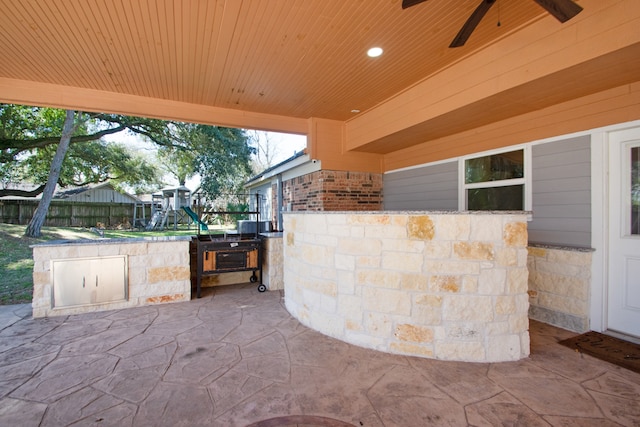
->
(559, 331, 640, 374)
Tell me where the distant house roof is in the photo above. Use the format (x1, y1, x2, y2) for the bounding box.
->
(245, 150, 311, 187)
(1, 181, 140, 203)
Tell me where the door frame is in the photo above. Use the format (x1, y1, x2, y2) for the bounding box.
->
(590, 120, 640, 335)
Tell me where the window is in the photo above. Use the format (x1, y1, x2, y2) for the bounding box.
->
(459, 147, 531, 211)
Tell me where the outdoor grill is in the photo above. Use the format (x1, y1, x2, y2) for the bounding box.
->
(191, 234, 264, 298)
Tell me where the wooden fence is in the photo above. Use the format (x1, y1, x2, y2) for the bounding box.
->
(0, 200, 150, 228)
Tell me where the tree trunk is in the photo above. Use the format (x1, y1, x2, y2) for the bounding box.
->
(25, 110, 77, 238)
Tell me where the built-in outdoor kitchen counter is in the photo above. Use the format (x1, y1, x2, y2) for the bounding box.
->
(282, 210, 531, 362)
(32, 232, 285, 318)
(31, 236, 192, 318)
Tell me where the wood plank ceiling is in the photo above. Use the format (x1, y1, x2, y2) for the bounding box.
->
(0, 0, 551, 122)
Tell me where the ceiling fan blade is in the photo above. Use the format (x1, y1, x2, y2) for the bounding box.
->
(450, 0, 496, 48)
(402, 0, 428, 9)
(532, 0, 583, 23)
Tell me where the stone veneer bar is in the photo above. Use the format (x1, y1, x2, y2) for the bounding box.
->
(32, 236, 191, 318)
(527, 245, 594, 333)
(283, 211, 530, 362)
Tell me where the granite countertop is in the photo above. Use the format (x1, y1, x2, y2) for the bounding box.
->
(31, 235, 192, 248)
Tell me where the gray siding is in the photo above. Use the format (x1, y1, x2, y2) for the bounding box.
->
(383, 136, 592, 248)
(529, 135, 591, 247)
(383, 161, 458, 210)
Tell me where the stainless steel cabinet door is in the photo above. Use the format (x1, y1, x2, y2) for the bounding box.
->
(52, 256, 128, 308)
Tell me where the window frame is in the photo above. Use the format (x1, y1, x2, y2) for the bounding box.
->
(458, 145, 532, 212)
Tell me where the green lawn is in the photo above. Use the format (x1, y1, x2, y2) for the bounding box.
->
(0, 223, 229, 305)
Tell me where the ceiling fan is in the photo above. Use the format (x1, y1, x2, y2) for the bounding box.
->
(402, 0, 583, 48)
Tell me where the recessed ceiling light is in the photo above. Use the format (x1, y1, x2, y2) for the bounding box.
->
(351, 109, 361, 113)
(367, 47, 383, 58)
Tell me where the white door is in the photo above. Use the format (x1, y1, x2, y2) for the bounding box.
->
(608, 127, 640, 338)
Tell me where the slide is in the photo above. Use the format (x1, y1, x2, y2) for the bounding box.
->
(182, 206, 209, 231)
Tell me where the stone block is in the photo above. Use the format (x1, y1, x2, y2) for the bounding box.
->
(400, 273, 428, 291)
(509, 313, 529, 333)
(429, 275, 461, 293)
(443, 295, 494, 321)
(424, 241, 452, 259)
(327, 225, 351, 238)
(314, 234, 339, 247)
(127, 266, 147, 286)
(338, 294, 363, 316)
(302, 244, 332, 266)
(382, 252, 423, 272)
(462, 276, 478, 293)
(478, 268, 506, 294)
(145, 293, 188, 304)
(454, 242, 495, 260)
(301, 279, 337, 297)
(364, 225, 407, 239)
(337, 237, 381, 256)
(32, 271, 49, 287)
(303, 214, 328, 234)
(507, 268, 529, 294)
(437, 215, 470, 240)
(395, 324, 434, 343)
(381, 238, 425, 253)
(495, 248, 518, 266)
(347, 214, 390, 225)
(336, 270, 355, 294)
(547, 249, 592, 266)
(485, 321, 510, 335)
(435, 341, 485, 362)
(345, 319, 363, 332)
(355, 256, 381, 268)
(446, 323, 482, 340)
(527, 247, 547, 258)
(390, 341, 434, 357)
(407, 215, 435, 240)
(425, 260, 480, 275)
(503, 222, 528, 247)
(495, 295, 516, 315)
(470, 216, 502, 241)
(320, 294, 338, 313)
(364, 312, 393, 337)
(147, 266, 190, 283)
(487, 335, 523, 362)
(350, 226, 365, 238)
(335, 254, 355, 271)
(118, 243, 149, 256)
(362, 287, 411, 315)
(412, 305, 443, 325)
(415, 293, 443, 306)
(97, 244, 121, 256)
(356, 270, 401, 289)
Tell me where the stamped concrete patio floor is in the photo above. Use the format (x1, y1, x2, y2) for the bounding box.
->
(1, 284, 639, 427)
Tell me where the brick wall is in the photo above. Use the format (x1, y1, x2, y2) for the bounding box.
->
(279, 170, 382, 214)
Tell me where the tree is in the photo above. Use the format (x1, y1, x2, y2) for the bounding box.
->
(248, 130, 282, 173)
(193, 125, 254, 198)
(156, 124, 199, 186)
(0, 104, 174, 199)
(24, 110, 77, 237)
(1, 103, 256, 234)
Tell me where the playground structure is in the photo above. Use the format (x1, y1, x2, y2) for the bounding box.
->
(182, 206, 208, 231)
(146, 186, 193, 230)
